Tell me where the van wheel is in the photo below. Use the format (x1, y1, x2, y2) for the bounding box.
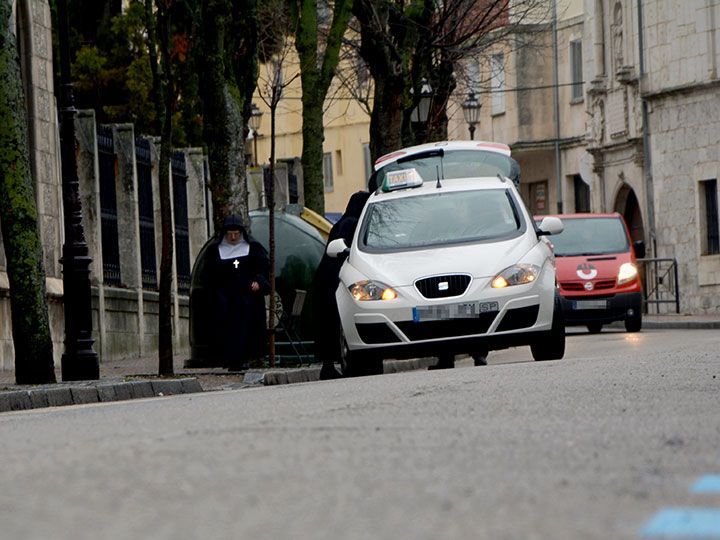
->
(587, 323, 603, 334)
(531, 304, 566, 361)
(339, 330, 383, 377)
(625, 311, 642, 333)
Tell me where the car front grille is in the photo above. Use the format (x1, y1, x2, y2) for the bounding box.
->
(415, 274, 471, 299)
(396, 312, 498, 341)
(561, 279, 616, 292)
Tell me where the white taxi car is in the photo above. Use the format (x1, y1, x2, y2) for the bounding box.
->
(328, 141, 565, 376)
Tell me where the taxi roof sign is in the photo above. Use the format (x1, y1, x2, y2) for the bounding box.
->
(382, 168, 423, 192)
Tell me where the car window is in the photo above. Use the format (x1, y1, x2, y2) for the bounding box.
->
(360, 189, 523, 252)
(548, 217, 629, 256)
(375, 150, 514, 187)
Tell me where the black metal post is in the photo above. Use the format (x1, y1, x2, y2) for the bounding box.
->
(468, 124, 476, 141)
(57, 0, 100, 380)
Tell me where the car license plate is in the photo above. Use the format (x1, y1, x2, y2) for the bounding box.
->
(573, 300, 607, 310)
(413, 301, 499, 322)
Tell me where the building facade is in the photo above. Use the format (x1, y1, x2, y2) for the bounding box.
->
(450, 0, 719, 314)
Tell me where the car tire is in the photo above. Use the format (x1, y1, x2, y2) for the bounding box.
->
(531, 303, 566, 361)
(625, 310, 642, 333)
(587, 323, 603, 334)
(472, 350, 488, 366)
(339, 330, 383, 377)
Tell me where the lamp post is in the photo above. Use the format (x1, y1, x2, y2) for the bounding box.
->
(462, 92, 481, 140)
(249, 103, 263, 165)
(410, 79, 433, 143)
(57, 0, 99, 380)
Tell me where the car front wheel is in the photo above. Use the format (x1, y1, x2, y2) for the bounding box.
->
(531, 304, 566, 361)
(339, 330, 383, 377)
(625, 310, 642, 332)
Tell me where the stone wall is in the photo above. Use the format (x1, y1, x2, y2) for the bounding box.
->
(649, 87, 720, 313)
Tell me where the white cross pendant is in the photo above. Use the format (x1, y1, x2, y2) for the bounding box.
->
(233, 259, 239, 269)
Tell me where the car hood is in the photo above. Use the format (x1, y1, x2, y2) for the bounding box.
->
(349, 234, 537, 287)
(555, 252, 632, 282)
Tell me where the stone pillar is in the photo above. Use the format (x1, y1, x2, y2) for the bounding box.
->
(75, 110, 106, 360)
(113, 124, 143, 357)
(184, 148, 211, 263)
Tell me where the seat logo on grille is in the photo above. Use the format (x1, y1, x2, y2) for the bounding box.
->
(438, 281, 449, 291)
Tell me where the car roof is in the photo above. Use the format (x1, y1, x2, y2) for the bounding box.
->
(368, 176, 511, 203)
(373, 140, 512, 171)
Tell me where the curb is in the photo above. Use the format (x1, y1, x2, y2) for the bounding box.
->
(242, 357, 437, 386)
(642, 320, 720, 330)
(0, 377, 203, 414)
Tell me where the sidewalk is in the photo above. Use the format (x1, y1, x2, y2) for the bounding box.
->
(1, 313, 718, 413)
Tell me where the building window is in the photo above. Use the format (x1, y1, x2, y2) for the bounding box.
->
(490, 53, 505, 115)
(573, 175, 590, 212)
(700, 179, 719, 255)
(335, 149, 343, 176)
(570, 39, 583, 102)
(323, 152, 334, 192)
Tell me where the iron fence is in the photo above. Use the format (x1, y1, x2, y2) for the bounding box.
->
(638, 257, 680, 314)
(136, 138, 157, 290)
(172, 153, 191, 294)
(98, 125, 121, 285)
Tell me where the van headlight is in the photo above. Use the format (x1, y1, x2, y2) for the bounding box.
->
(491, 264, 540, 288)
(617, 263, 638, 285)
(349, 280, 398, 301)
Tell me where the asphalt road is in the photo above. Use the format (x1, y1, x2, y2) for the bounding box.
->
(1, 328, 719, 540)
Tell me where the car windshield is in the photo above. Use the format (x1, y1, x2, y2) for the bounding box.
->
(548, 217, 629, 256)
(360, 189, 523, 251)
(375, 150, 514, 187)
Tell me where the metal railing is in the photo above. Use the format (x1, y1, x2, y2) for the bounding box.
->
(98, 125, 121, 286)
(638, 257, 680, 314)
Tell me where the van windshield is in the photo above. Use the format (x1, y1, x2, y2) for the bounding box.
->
(548, 217, 629, 256)
(360, 189, 523, 252)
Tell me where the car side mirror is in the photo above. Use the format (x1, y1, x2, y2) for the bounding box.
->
(537, 216, 563, 236)
(326, 238, 350, 259)
(633, 240, 646, 259)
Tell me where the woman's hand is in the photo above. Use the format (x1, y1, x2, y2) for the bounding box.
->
(250, 281, 260, 293)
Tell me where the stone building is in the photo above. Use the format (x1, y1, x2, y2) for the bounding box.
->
(449, 0, 719, 314)
(584, 0, 720, 313)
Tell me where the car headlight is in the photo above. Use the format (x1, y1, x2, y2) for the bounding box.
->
(617, 263, 638, 285)
(349, 280, 398, 301)
(491, 264, 540, 288)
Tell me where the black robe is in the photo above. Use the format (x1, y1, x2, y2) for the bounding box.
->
(207, 233, 270, 367)
(312, 192, 370, 366)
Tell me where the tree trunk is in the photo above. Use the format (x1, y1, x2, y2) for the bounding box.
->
(0, 0, 56, 384)
(368, 75, 405, 162)
(201, 0, 250, 231)
(146, 0, 174, 375)
(290, 0, 352, 213)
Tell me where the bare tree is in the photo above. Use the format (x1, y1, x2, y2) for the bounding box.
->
(350, 0, 551, 161)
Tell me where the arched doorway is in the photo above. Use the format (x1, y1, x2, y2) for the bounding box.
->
(614, 183, 645, 243)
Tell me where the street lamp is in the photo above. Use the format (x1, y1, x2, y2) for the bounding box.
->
(249, 103, 263, 165)
(462, 92, 481, 140)
(57, 0, 99, 380)
(410, 78, 433, 124)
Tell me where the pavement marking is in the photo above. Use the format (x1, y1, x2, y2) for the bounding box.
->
(642, 508, 720, 538)
(692, 476, 720, 494)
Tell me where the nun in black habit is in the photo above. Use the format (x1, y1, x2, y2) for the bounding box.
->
(207, 215, 271, 370)
(312, 191, 371, 379)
